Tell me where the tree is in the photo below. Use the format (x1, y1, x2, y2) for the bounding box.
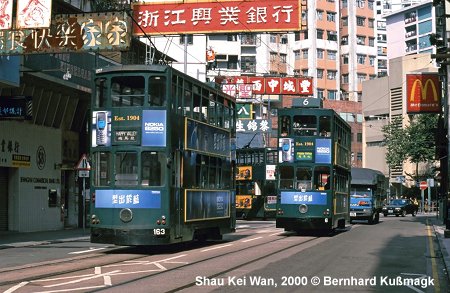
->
(382, 114, 438, 181)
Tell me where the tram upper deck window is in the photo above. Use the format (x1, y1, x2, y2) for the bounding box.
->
(279, 115, 291, 136)
(319, 116, 331, 137)
(111, 76, 144, 107)
(115, 152, 138, 186)
(149, 76, 166, 106)
(141, 151, 165, 186)
(293, 115, 317, 136)
(95, 78, 107, 108)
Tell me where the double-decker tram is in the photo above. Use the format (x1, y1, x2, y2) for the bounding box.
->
(89, 64, 236, 245)
(235, 147, 278, 220)
(275, 98, 351, 233)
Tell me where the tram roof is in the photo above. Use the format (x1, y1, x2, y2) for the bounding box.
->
(351, 168, 385, 185)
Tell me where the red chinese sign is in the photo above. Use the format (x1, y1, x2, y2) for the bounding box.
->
(406, 73, 441, 113)
(132, 0, 301, 35)
(222, 76, 313, 96)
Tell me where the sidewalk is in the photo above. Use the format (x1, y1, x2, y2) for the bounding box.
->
(0, 227, 90, 248)
(431, 218, 450, 279)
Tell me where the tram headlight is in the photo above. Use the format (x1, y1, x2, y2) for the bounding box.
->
(323, 209, 330, 216)
(299, 204, 308, 214)
(119, 208, 133, 223)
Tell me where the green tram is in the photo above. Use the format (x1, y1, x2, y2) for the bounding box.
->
(89, 64, 236, 245)
(276, 98, 351, 233)
(235, 147, 278, 220)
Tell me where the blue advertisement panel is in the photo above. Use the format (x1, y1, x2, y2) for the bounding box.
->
(280, 191, 328, 205)
(315, 138, 332, 164)
(95, 189, 161, 208)
(142, 110, 166, 147)
(185, 190, 230, 221)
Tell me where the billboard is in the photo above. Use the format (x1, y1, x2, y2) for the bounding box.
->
(221, 76, 313, 96)
(132, 0, 302, 35)
(16, 0, 52, 29)
(142, 110, 167, 147)
(406, 73, 441, 113)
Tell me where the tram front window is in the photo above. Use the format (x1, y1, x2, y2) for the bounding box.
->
(141, 151, 165, 186)
(115, 152, 138, 185)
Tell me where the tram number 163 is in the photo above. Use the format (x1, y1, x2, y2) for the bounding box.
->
(153, 228, 166, 236)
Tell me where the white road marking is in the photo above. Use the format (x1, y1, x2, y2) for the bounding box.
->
(201, 244, 233, 252)
(236, 225, 250, 229)
(242, 237, 263, 243)
(4, 281, 29, 293)
(43, 268, 121, 288)
(68, 247, 107, 254)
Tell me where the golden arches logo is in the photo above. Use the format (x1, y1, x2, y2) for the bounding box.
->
(409, 77, 439, 102)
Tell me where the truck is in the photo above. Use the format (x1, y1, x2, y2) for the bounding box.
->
(350, 168, 387, 224)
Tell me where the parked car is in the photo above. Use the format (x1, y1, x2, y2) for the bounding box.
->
(382, 199, 418, 217)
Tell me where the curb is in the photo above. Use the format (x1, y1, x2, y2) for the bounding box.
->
(0, 236, 90, 249)
(433, 224, 450, 282)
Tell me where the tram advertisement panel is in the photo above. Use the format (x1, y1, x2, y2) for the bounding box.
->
(185, 190, 230, 221)
(142, 110, 166, 147)
(236, 166, 252, 180)
(95, 189, 161, 208)
(280, 191, 327, 205)
(315, 138, 332, 164)
(92, 111, 111, 147)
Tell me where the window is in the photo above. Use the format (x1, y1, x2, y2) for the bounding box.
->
(93, 151, 110, 186)
(369, 56, 375, 66)
(327, 12, 336, 22)
(369, 37, 375, 47)
(327, 31, 337, 41)
(141, 151, 165, 186)
(357, 17, 365, 26)
(342, 54, 349, 64)
(357, 133, 362, 142)
(342, 0, 348, 7)
(317, 69, 324, 79)
(115, 152, 138, 185)
(357, 152, 363, 161)
(95, 78, 107, 108)
(317, 29, 324, 39)
(357, 35, 365, 45)
(319, 115, 331, 137)
(293, 115, 317, 136)
(280, 53, 287, 63)
(296, 167, 312, 190)
(368, 18, 374, 28)
(270, 34, 277, 43)
(317, 10, 323, 20)
(314, 166, 331, 191)
(227, 34, 238, 41)
(180, 34, 193, 45)
(342, 17, 348, 26)
(357, 54, 366, 64)
(228, 55, 238, 69)
(328, 50, 337, 60)
(327, 70, 337, 80)
(357, 0, 365, 8)
(317, 49, 324, 59)
(280, 166, 294, 189)
(317, 89, 324, 99)
(279, 115, 291, 136)
(111, 76, 144, 107)
(294, 50, 301, 60)
(341, 36, 348, 45)
(357, 74, 367, 83)
(342, 74, 349, 84)
(327, 90, 337, 100)
(148, 76, 166, 106)
(302, 49, 309, 59)
(302, 69, 309, 76)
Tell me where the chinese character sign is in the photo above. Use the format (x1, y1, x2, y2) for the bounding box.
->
(132, 0, 301, 35)
(236, 119, 271, 133)
(0, 0, 13, 30)
(224, 76, 313, 96)
(16, 0, 52, 29)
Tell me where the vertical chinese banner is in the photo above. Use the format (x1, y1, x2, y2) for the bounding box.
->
(0, 0, 13, 30)
(16, 0, 52, 29)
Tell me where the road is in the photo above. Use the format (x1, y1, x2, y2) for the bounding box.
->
(0, 215, 447, 293)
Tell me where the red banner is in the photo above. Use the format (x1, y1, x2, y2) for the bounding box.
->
(132, 0, 301, 35)
(221, 76, 313, 96)
(406, 73, 441, 113)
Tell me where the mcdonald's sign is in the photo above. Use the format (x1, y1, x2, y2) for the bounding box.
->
(406, 73, 441, 113)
